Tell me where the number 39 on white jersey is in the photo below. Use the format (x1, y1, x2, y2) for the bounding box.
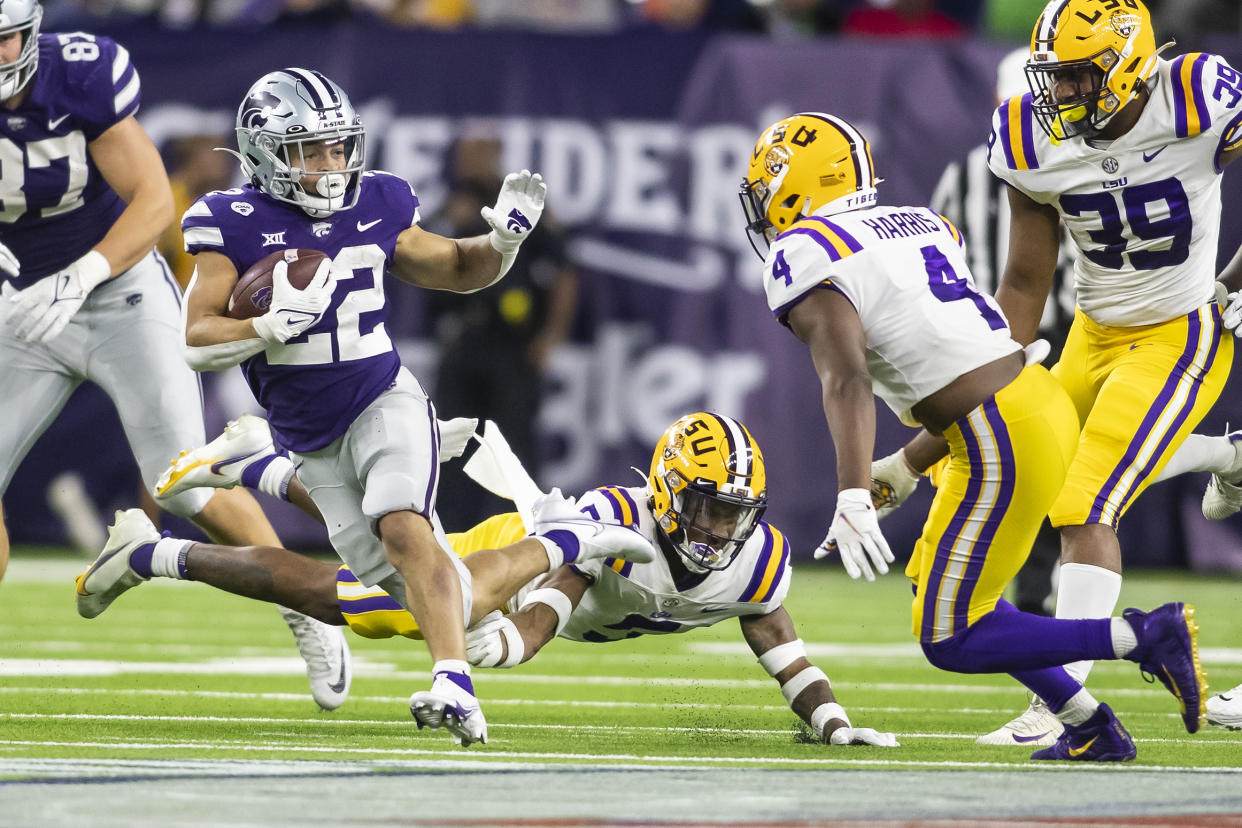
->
(988, 53, 1242, 327)
(761, 207, 1021, 426)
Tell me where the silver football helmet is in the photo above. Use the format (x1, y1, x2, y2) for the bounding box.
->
(0, 0, 42, 101)
(232, 68, 365, 218)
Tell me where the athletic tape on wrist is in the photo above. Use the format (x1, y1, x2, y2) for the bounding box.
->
(780, 665, 829, 706)
(497, 619, 525, 668)
(757, 638, 806, 677)
(811, 702, 850, 741)
(520, 587, 574, 635)
(458, 233, 518, 293)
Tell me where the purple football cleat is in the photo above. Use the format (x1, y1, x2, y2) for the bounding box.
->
(1030, 703, 1136, 762)
(1123, 602, 1207, 733)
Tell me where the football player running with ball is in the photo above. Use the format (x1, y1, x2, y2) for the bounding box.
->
(740, 111, 1206, 761)
(175, 68, 546, 746)
(0, 2, 351, 710)
(82, 412, 896, 748)
(875, 0, 1242, 743)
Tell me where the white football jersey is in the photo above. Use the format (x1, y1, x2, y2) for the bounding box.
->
(988, 53, 1242, 327)
(760, 206, 1021, 426)
(514, 485, 791, 642)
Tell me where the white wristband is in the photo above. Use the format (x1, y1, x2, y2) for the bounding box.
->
(780, 665, 829, 705)
(757, 638, 807, 677)
(76, 249, 112, 293)
(519, 587, 574, 635)
(811, 702, 850, 740)
(497, 619, 525, 668)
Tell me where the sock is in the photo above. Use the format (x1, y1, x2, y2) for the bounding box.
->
(1152, 433, 1239, 483)
(241, 455, 296, 502)
(921, 599, 1115, 673)
(1111, 616, 1137, 658)
(1010, 665, 1083, 713)
(1055, 562, 1122, 685)
(130, 538, 193, 579)
(432, 659, 475, 695)
(1055, 687, 1101, 726)
(535, 530, 579, 568)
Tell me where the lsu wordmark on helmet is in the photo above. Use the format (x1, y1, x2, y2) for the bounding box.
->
(230, 67, 367, 218)
(648, 412, 767, 573)
(1025, 0, 1162, 141)
(739, 112, 879, 258)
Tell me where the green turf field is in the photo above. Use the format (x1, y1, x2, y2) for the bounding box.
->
(3, 551, 1242, 825)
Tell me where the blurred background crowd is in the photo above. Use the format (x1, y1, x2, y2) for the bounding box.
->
(42, 0, 1241, 47)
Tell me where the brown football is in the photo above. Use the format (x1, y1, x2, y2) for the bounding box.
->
(227, 248, 330, 320)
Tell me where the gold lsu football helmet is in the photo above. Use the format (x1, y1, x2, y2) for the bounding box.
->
(1026, 0, 1162, 141)
(648, 412, 767, 572)
(739, 112, 878, 258)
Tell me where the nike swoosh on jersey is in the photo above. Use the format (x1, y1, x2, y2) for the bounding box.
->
(1067, 735, 1098, 757)
(356, 218, 382, 231)
(1142, 145, 1168, 162)
(48, 114, 71, 130)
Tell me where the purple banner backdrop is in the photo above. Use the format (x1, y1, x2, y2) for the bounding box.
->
(10, 25, 1242, 570)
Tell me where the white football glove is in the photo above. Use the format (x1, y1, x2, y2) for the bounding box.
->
(3, 250, 110, 343)
(531, 487, 656, 567)
(0, 239, 20, 279)
(870, 449, 922, 519)
(466, 610, 525, 668)
(1216, 281, 1242, 335)
(252, 256, 336, 345)
(815, 488, 894, 582)
(481, 169, 546, 253)
(828, 726, 900, 747)
(437, 417, 479, 462)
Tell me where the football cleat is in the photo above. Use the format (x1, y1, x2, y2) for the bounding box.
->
(155, 414, 275, 499)
(531, 488, 656, 566)
(74, 509, 159, 619)
(410, 670, 488, 747)
(1206, 682, 1242, 731)
(976, 695, 1063, 747)
(278, 606, 352, 711)
(1202, 431, 1242, 519)
(1123, 602, 1207, 733)
(1030, 703, 1136, 762)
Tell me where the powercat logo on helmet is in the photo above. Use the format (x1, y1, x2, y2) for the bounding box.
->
(240, 90, 284, 130)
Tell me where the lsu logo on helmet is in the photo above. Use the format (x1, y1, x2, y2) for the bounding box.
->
(1025, 0, 1162, 141)
(739, 112, 879, 258)
(648, 412, 767, 573)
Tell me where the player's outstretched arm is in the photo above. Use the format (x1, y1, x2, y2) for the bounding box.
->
(741, 607, 898, 747)
(391, 170, 546, 294)
(466, 567, 589, 668)
(992, 186, 1060, 346)
(181, 252, 270, 369)
(787, 290, 892, 581)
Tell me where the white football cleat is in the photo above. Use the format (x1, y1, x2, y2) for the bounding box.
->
(531, 488, 655, 566)
(410, 671, 488, 747)
(278, 606, 351, 711)
(75, 509, 159, 619)
(976, 696, 1063, 747)
(1207, 682, 1242, 730)
(155, 414, 275, 500)
(1202, 430, 1242, 520)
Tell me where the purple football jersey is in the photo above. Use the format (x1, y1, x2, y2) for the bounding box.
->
(182, 172, 421, 452)
(0, 33, 140, 284)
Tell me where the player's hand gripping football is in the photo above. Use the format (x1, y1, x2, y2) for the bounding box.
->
(815, 488, 894, 582)
(481, 170, 546, 253)
(870, 449, 922, 519)
(252, 256, 336, 345)
(2, 250, 110, 343)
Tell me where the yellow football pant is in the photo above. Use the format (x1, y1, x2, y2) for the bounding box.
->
(336, 512, 527, 640)
(1050, 305, 1231, 528)
(906, 366, 1079, 642)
